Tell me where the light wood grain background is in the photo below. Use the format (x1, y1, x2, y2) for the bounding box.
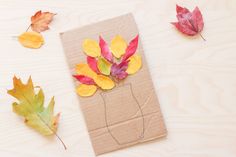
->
(0, 0, 236, 157)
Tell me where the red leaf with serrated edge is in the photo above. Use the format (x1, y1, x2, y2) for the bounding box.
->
(111, 60, 129, 80)
(172, 5, 205, 40)
(73, 75, 96, 85)
(99, 36, 113, 62)
(87, 56, 100, 74)
(122, 35, 139, 62)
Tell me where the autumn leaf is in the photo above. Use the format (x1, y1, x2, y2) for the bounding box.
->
(126, 54, 142, 74)
(18, 32, 44, 49)
(97, 57, 112, 75)
(111, 60, 129, 80)
(122, 35, 139, 62)
(87, 56, 100, 74)
(82, 39, 101, 57)
(99, 36, 113, 62)
(94, 75, 115, 90)
(171, 5, 205, 40)
(111, 35, 127, 58)
(76, 84, 97, 97)
(76, 63, 98, 79)
(7, 76, 66, 149)
(31, 10, 56, 33)
(73, 75, 95, 85)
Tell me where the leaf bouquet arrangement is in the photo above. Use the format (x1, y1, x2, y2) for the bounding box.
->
(73, 35, 142, 97)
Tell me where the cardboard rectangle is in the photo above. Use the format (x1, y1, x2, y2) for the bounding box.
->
(60, 13, 167, 155)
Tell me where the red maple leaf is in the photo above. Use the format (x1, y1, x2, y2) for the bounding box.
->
(172, 5, 205, 41)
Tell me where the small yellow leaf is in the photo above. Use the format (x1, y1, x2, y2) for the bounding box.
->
(18, 32, 44, 49)
(94, 75, 115, 90)
(76, 84, 97, 97)
(126, 54, 142, 74)
(110, 35, 127, 58)
(82, 39, 101, 57)
(76, 63, 97, 79)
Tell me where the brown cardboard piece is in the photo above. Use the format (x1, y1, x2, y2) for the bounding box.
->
(60, 13, 167, 155)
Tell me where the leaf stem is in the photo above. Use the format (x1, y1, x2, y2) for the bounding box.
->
(199, 33, 206, 41)
(25, 24, 31, 32)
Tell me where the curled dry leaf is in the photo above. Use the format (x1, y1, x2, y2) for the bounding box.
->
(172, 5, 205, 40)
(97, 57, 112, 75)
(18, 32, 44, 49)
(31, 10, 56, 33)
(99, 36, 113, 62)
(7, 76, 66, 149)
(76, 84, 97, 97)
(76, 63, 97, 79)
(82, 39, 101, 57)
(94, 75, 115, 90)
(110, 35, 127, 58)
(126, 54, 142, 74)
(73, 75, 95, 85)
(122, 35, 139, 61)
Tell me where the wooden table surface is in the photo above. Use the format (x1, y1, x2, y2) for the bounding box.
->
(0, 0, 236, 157)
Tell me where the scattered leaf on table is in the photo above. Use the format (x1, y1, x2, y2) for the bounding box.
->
(126, 54, 142, 74)
(110, 35, 127, 58)
(87, 56, 100, 73)
(122, 35, 139, 61)
(31, 10, 56, 33)
(73, 75, 95, 85)
(97, 57, 112, 75)
(99, 36, 113, 62)
(94, 75, 115, 90)
(111, 61, 129, 80)
(18, 32, 44, 49)
(76, 84, 97, 97)
(171, 5, 205, 40)
(82, 39, 101, 57)
(76, 63, 97, 79)
(7, 76, 66, 149)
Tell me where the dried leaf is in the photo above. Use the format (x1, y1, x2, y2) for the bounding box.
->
(122, 35, 139, 61)
(31, 10, 55, 33)
(172, 5, 205, 40)
(76, 84, 97, 97)
(73, 75, 95, 85)
(18, 32, 44, 49)
(126, 54, 142, 74)
(82, 39, 101, 57)
(97, 57, 112, 75)
(99, 36, 113, 62)
(94, 75, 115, 90)
(111, 61, 129, 80)
(7, 76, 60, 136)
(75, 63, 97, 79)
(87, 56, 100, 73)
(110, 35, 127, 58)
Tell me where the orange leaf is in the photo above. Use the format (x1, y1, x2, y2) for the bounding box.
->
(31, 10, 56, 33)
(18, 32, 44, 49)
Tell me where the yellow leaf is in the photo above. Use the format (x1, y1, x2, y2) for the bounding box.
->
(110, 35, 127, 58)
(82, 39, 101, 57)
(94, 75, 115, 90)
(126, 54, 142, 74)
(18, 32, 44, 49)
(76, 84, 97, 97)
(97, 57, 111, 75)
(76, 63, 97, 79)
(7, 76, 59, 136)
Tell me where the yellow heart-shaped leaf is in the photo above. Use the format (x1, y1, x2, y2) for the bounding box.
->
(110, 35, 127, 58)
(18, 32, 44, 49)
(126, 54, 142, 74)
(82, 39, 101, 57)
(76, 84, 97, 97)
(94, 75, 115, 90)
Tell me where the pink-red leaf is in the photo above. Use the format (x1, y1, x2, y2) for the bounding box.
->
(122, 35, 139, 62)
(111, 60, 129, 80)
(73, 75, 96, 85)
(87, 56, 100, 74)
(172, 5, 205, 40)
(99, 36, 113, 62)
